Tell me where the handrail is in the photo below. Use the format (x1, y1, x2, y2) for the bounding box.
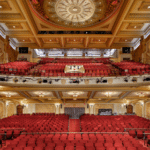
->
(124, 128, 150, 131)
(0, 128, 25, 131)
(21, 131, 129, 135)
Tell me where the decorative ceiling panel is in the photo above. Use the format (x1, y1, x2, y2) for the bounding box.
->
(28, 91, 54, 97)
(127, 91, 150, 97)
(138, 2, 150, 11)
(62, 91, 88, 97)
(0, 1, 12, 11)
(5, 23, 23, 30)
(94, 91, 122, 98)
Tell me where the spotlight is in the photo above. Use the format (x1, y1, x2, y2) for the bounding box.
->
(124, 78, 128, 82)
(49, 80, 52, 84)
(143, 77, 150, 81)
(102, 80, 107, 83)
(73, 79, 79, 83)
(22, 79, 27, 82)
(55, 79, 59, 82)
(38, 79, 42, 83)
(132, 77, 137, 82)
(96, 79, 100, 83)
(43, 79, 47, 83)
(14, 78, 18, 83)
(0, 77, 6, 81)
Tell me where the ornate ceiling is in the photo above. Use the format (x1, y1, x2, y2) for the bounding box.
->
(0, 85, 150, 104)
(29, 0, 122, 28)
(0, 0, 150, 49)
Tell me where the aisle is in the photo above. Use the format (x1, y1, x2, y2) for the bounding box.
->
(69, 119, 80, 132)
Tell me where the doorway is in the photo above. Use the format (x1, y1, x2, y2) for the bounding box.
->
(65, 107, 85, 119)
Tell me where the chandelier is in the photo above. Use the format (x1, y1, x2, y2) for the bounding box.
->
(67, 91, 84, 100)
(39, 92, 44, 97)
(136, 92, 146, 97)
(104, 92, 113, 97)
(6, 93, 11, 97)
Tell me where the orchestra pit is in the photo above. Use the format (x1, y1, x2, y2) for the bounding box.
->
(0, 0, 150, 150)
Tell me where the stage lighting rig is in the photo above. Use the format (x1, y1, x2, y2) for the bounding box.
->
(43, 79, 47, 83)
(124, 77, 128, 82)
(49, 80, 52, 84)
(22, 79, 27, 82)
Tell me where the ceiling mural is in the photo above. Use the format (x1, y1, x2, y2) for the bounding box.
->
(28, 0, 122, 28)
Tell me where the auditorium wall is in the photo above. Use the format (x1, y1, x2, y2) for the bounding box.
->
(135, 103, 143, 117)
(0, 102, 4, 119)
(23, 104, 35, 114)
(7, 103, 15, 117)
(35, 104, 55, 113)
(146, 102, 150, 119)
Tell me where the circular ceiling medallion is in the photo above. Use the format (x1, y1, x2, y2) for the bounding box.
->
(29, 0, 122, 28)
(55, 0, 95, 23)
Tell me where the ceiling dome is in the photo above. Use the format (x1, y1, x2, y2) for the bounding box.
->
(28, 0, 122, 29)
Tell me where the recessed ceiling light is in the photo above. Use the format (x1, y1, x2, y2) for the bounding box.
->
(148, 6, 150, 9)
(23, 40, 25, 41)
(49, 40, 51, 41)
(99, 40, 101, 41)
(13, 26, 16, 28)
(125, 40, 127, 41)
(0, 6, 2, 8)
(134, 26, 137, 28)
(74, 39, 76, 41)
(58, 20, 59, 22)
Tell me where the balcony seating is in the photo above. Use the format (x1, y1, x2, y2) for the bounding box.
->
(0, 61, 37, 75)
(0, 59, 150, 77)
(112, 61, 150, 76)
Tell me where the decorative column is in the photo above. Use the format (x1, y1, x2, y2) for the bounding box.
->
(55, 103, 60, 114)
(89, 103, 95, 115)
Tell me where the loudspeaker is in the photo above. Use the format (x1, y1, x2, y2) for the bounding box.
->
(19, 47, 28, 53)
(122, 47, 130, 53)
(87, 104, 89, 108)
(60, 104, 62, 109)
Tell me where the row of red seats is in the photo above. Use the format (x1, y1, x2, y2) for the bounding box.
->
(80, 115, 150, 136)
(112, 61, 150, 76)
(0, 115, 69, 133)
(0, 61, 37, 75)
(3, 133, 147, 150)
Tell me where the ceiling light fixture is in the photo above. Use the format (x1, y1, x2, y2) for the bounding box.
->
(136, 92, 146, 97)
(104, 92, 113, 97)
(125, 40, 127, 41)
(39, 92, 44, 97)
(0, 6, 2, 8)
(148, 6, 150, 9)
(68, 91, 84, 100)
(134, 26, 137, 28)
(6, 93, 11, 97)
(13, 26, 16, 28)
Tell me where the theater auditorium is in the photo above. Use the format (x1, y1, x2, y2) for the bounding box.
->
(0, 0, 150, 150)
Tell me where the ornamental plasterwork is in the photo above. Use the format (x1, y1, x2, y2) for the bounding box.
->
(29, 0, 122, 28)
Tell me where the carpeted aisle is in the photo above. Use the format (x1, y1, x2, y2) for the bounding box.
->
(69, 119, 80, 132)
